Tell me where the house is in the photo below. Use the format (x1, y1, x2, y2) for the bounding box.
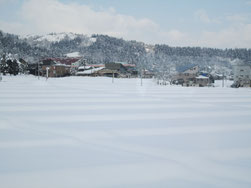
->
(97, 69, 120, 77)
(142, 70, 155, 78)
(122, 63, 138, 78)
(41, 59, 70, 77)
(232, 65, 251, 87)
(195, 75, 210, 87)
(173, 65, 199, 86)
(199, 71, 215, 84)
(42, 57, 83, 75)
(71, 58, 88, 74)
(104, 62, 138, 78)
(105, 62, 128, 74)
(41, 64, 70, 77)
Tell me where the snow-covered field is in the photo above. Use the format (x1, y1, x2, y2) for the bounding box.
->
(0, 75, 251, 188)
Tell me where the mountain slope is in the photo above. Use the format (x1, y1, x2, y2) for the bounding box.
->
(1, 30, 251, 73)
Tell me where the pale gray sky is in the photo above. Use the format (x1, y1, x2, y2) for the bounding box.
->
(0, 0, 251, 48)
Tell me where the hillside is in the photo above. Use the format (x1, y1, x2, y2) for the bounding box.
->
(1, 30, 251, 73)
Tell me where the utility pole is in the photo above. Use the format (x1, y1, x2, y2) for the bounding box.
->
(37, 61, 40, 80)
(141, 69, 143, 86)
(222, 73, 224, 87)
(112, 71, 114, 83)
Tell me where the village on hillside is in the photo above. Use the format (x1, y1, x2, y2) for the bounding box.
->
(1, 53, 251, 88)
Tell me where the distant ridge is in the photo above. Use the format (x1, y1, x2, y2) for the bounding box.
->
(0, 30, 251, 74)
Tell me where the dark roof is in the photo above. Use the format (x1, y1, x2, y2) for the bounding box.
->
(42, 59, 56, 66)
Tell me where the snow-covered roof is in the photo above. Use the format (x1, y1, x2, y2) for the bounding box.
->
(78, 65, 105, 69)
(55, 63, 70, 67)
(76, 67, 104, 75)
(196, 75, 209, 79)
(78, 66, 91, 70)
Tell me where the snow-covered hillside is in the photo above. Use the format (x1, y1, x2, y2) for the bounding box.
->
(65, 51, 81, 57)
(22, 32, 97, 50)
(1, 30, 251, 75)
(0, 76, 251, 188)
(23, 32, 78, 42)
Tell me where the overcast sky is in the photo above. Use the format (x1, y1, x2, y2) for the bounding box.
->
(0, 0, 251, 48)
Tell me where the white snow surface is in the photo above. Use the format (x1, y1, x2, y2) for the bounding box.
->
(65, 52, 81, 58)
(0, 76, 251, 188)
(24, 32, 78, 42)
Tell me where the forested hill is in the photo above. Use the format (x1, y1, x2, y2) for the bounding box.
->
(1, 30, 251, 72)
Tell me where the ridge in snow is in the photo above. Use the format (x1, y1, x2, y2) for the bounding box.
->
(23, 32, 78, 42)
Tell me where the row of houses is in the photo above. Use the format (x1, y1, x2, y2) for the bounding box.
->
(172, 65, 214, 87)
(29, 57, 251, 87)
(33, 59, 218, 87)
(76, 62, 139, 78)
(172, 64, 251, 87)
(32, 58, 154, 79)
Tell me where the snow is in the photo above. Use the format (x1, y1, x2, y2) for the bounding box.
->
(196, 75, 209, 79)
(24, 32, 78, 42)
(214, 80, 233, 87)
(0, 75, 251, 188)
(76, 67, 104, 75)
(90, 37, 97, 43)
(65, 52, 81, 58)
(144, 44, 154, 53)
